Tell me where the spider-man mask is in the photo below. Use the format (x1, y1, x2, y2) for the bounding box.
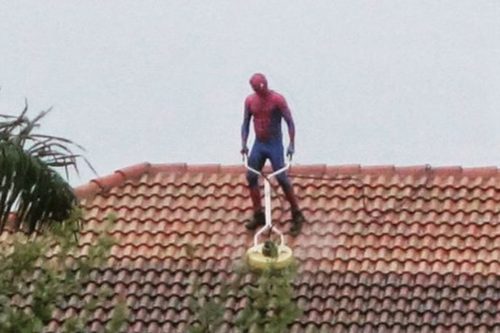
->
(249, 73, 269, 97)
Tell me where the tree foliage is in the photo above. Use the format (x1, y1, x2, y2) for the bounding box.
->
(235, 262, 302, 333)
(187, 278, 227, 333)
(0, 106, 95, 234)
(0, 208, 128, 332)
(187, 243, 302, 333)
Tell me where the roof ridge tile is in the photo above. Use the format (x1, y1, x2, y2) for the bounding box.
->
(150, 163, 187, 174)
(220, 165, 246, 174)
(91, 173, 124, 192)
(73, 182, 101, 199)
(431, 166, 463, 177)
(395, 165, 431, 176)
(73, 162, 500, 200)
(360, 165, 396, 175)
(115, 162, 151, 180)
(325, 164, 361, 175)
(462, 167, 498, 178)
(186, 164, 221, 174)
(291, 164, 327, 175)
(76, 162, 152, 199)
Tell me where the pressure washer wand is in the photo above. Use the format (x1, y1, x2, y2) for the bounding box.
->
(243, 155, 291, 247)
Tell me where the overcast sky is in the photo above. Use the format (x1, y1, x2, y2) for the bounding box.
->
(1, 1, 499, 186)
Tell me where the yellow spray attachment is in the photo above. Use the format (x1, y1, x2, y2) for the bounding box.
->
(246, 240, 294, 270)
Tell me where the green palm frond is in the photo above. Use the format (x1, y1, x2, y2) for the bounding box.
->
(0, 142, 75, 233)
(0, 106, 94, 234)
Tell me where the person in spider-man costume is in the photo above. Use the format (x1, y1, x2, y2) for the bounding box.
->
(241, 73, 305, 236)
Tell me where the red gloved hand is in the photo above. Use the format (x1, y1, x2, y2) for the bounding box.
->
(286, 144, 294, 158)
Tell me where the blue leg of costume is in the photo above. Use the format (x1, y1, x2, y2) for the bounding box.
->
(247, 139, 299, 212)
(247, 142, 266, 213)
(267, 142, 299, 212)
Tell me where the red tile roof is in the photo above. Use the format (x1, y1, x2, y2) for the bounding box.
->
(29, 163, 500, 331)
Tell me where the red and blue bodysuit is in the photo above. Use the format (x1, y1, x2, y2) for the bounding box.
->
(241, 73, 303, 234)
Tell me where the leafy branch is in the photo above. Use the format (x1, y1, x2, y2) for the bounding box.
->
(187, 243, 302, 333)
(0, 208, 128, 332)
(236, 261, 302, 333)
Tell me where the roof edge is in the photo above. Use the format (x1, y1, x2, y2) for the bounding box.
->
(74, 162, 151, 199)
(73, 162, 499, 199)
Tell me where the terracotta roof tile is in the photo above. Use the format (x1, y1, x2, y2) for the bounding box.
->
(4, 162, 500, 331)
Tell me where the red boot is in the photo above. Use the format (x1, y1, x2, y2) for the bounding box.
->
(246, 210, 265, 230)
(290, 209, 305, 236)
